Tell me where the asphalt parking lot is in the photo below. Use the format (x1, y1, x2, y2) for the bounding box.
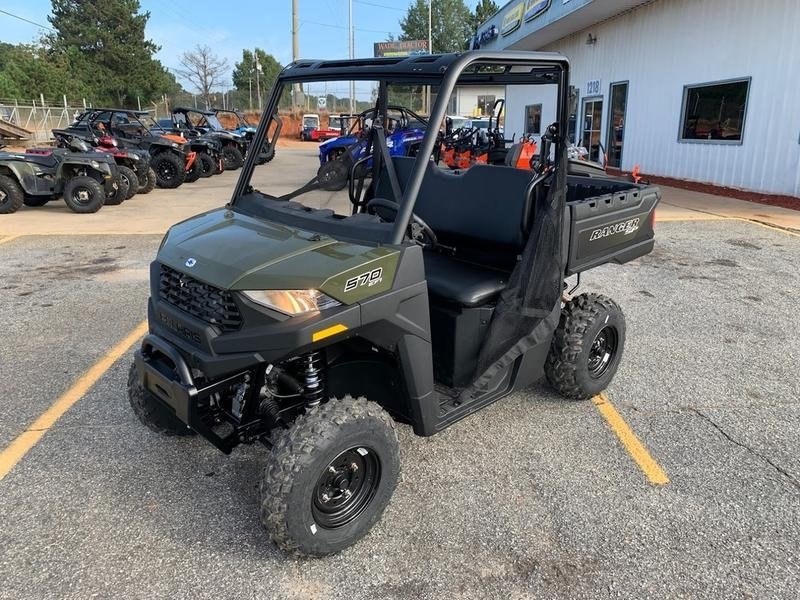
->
(1, 151, 799, 599)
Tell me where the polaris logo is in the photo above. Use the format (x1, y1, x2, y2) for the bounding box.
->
(344, 267, 383, 292)
(159, 312, 202, 344)
(589, 218, 641, 242)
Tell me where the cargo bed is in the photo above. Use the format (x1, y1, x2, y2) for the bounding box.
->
(564, 175, 660, 275)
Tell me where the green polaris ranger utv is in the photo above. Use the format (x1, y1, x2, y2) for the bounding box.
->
(128, 51, 660, 556)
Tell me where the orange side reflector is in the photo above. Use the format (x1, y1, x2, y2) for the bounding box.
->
(312, 323, 348, 342)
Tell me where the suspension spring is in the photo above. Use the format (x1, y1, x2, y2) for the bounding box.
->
(301, 351, 325, 407)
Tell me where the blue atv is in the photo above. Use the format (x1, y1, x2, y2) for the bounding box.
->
(317, 106, 428, 169)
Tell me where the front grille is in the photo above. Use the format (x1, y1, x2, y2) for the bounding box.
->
(158, 264, 242, 331)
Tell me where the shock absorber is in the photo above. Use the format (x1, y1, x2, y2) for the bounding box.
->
(301, 351, 325, 407)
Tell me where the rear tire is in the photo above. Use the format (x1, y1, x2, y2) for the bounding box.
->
(0, 174, 24, 214)
(139, 167, 157, 194)
(184, 159, 202, 183)
(222, 145, 244, 170)
(62, 176, 105, 213)
(197, 152, 216, 177)
(117, 165, 138, 199)
(260, 396, 400, 557)
(152, 152, 185, 188)
(126, 362, 195, 436)
(545, 293, 626, 400)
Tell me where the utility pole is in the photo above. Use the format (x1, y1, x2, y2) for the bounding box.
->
(425, 0, 433, 114)
(255, 48, 262, 109)
(349, 0, 355, 113)
(292, 0, 302, 112)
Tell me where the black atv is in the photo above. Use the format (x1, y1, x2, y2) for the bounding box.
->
(0, 139, 118, 213)
(212, 107, 275, 165)
(154, 117, 224, 179)
(66, 109, 193, 189)
(166, 107, 249, 171)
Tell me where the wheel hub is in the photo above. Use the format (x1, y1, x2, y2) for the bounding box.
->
(312, 447, 380, 529)
(587, 326, 618, 378)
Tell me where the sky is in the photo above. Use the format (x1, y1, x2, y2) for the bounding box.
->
(0, 0, 420, 93)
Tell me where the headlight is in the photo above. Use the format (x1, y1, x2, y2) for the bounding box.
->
(241, 289, 341, 315)
(90, 160, 101, 168)
(171, 142, 179, 148)
(386, 139, 394, 148)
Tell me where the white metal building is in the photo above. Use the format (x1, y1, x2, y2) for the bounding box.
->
(474, 0, 800, 197)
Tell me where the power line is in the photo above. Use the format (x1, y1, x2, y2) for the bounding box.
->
(0, 8, 54, 31)
(353, 0, 406, 12)
(302, 19, 398, 35)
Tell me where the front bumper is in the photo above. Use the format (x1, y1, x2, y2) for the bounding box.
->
(135, 334, 249, 453)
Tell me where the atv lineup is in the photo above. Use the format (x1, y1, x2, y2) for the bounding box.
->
(163, 108, 249, 171)
(0, 137, 118, 214)
(154, 117, 224, 181)
(212, 108, 275, 165)
(66, 109, 196, 189)
(128, 51, 661, 557)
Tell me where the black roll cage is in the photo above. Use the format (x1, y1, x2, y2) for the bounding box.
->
(231, 51, 570, 246)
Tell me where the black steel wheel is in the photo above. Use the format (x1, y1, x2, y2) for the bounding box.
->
(312, 447, 381, 530)
(587, 326, 619, 379)
(62, 175, 104, 213)
(260, 396, 400, 557)
(152, 152, 185, 188)
(545, 293, 626, 400)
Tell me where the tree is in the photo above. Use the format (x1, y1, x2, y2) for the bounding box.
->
(47, 0, 178, 106)
(399, 0, 473, 53)
(472, 0, 499, 30)
(232, 49, 282, 109)
(177, 45, 230, 109)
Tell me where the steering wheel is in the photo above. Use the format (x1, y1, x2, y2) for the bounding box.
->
(366, 197, 438, 248)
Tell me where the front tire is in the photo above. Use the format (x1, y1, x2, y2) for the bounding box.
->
(260, 396, 400, 557)
(222, 145, 244, 170)
(62, 176, 105, 213)
(184, 159, 202, 183)
(152, 152, 185, 188)
(545, 293, 626, 400)
(0, 174, 24, 214)
(126, 362, 195, 436)
(197, 152, 216, 177)
(139, 167, 157, 194)
(117, 165, 138, 199)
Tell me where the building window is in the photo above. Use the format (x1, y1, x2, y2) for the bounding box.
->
(680, 78, 750, 143)
(525, 104, 542, 134)
(477, 95, 496, 116)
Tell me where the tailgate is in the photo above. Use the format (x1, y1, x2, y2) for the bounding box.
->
(566, 183, 660, 275)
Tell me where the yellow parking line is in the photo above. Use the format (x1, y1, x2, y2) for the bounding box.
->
(592, 393, 669, 485)
(0, 320, 148, 482)
(0, 234, 21, 245)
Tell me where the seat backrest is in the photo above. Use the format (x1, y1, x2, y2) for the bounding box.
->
(376, 156, 534, 250)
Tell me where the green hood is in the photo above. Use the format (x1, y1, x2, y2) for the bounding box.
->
(157, 208, 400, 303)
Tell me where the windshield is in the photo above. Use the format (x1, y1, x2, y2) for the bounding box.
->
(234, 60, 566, 243)
(203, 114, 225, 131)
